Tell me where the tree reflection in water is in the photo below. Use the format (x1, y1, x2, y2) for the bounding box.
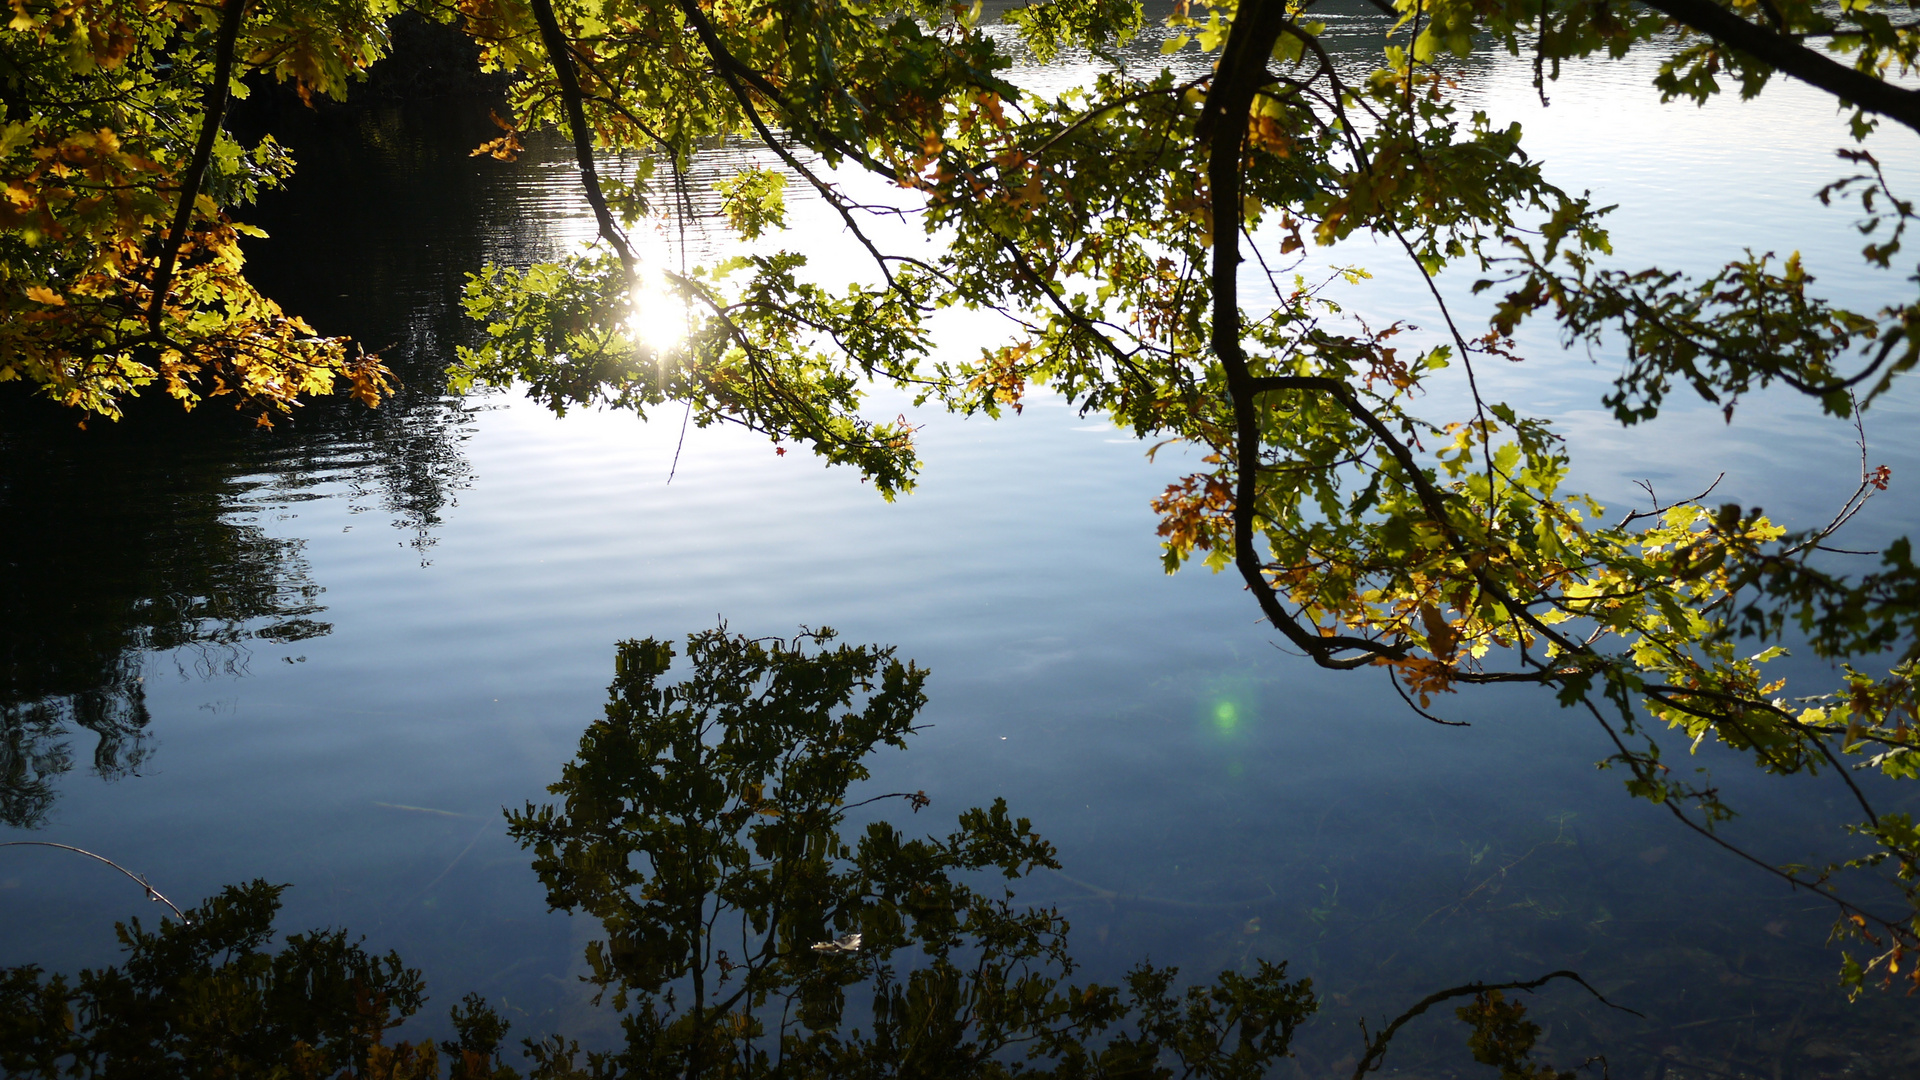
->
(0, 410, 324, 829)
(499, 625, 1315, 1078)
(0, 376, 478, 829)
(1, 626, 1325, 1080)
(0, 99, 493, 828)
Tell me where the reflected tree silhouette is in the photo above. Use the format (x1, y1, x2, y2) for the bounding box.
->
(0, 99, 509, 827)
(501, 624, 1318, 1079)
(0, 384, 489, 826)
(0, 625, 1619, 1080)
(0, 411, 328, 829)
(0, 380, 483, 826)
(0, 878, 435, 1079)
(0, 659, 148, 833)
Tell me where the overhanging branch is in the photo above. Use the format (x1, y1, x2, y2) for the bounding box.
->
(528, 0, 634, 274)
(1637, 0, 1920, 133)
(145, 0, 247, 334)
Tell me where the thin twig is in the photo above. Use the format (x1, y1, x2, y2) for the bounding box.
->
(1, 841, 189, 923)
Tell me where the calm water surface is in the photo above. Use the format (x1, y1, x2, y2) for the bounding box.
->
(6, 9, 1920, 1074)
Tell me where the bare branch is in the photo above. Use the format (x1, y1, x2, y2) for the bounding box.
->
(0, 841, 189, 923)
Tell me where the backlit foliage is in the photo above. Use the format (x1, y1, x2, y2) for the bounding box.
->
(443, 0, 1920, 992)
(1, 0, 394, 421)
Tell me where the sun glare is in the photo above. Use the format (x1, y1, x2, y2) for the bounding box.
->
(628, 270, 690, 354)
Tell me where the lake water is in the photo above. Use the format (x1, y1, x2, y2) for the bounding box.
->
(5, 6, 1920, 1075)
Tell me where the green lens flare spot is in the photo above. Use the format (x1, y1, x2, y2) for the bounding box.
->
(1196, 675, 1257, 743)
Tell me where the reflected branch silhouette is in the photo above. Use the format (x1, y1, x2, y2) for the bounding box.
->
(1351, 970, 1642, 1080)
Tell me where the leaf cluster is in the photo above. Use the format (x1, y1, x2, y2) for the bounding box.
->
(1, 0, 401, 420)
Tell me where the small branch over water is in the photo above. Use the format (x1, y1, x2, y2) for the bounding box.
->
(1, 841, 189, 923)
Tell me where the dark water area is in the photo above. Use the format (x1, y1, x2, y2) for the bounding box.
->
(6, 12, 1920, 1077)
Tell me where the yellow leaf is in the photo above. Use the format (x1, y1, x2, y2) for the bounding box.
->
(1419, 602, 1457, 660)
(24, 285, 65, 305)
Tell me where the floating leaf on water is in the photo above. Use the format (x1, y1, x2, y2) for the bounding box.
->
(810, 932, 861, 954)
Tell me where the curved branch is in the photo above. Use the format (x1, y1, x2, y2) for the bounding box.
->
(1351, 968, 1641, 1079)
(1576, 697, 1914, 943)
(0, 841, 190, 923)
